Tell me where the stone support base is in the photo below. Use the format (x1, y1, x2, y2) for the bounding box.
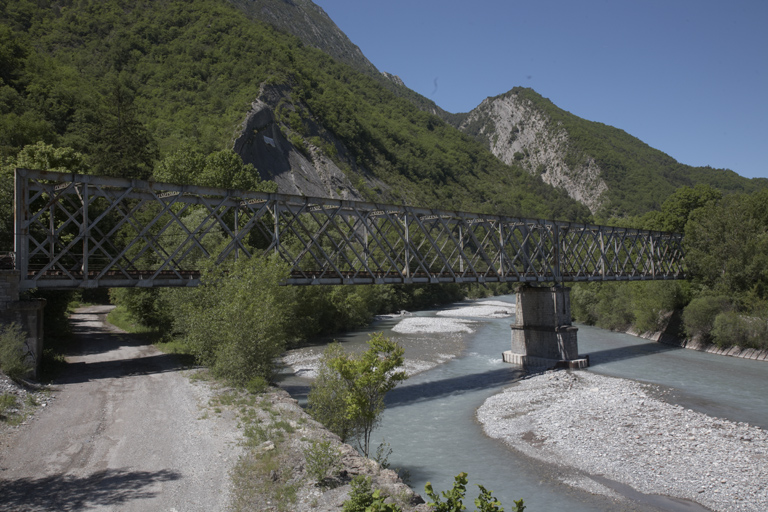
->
(504, 285, 588, 369)
(1, 270, 46, 379)
(502, 351, 589, 369)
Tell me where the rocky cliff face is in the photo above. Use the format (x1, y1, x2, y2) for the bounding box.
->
(233, 84, 385, 200)
(459, 92, 608, 214)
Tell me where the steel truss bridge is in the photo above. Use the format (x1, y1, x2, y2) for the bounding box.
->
(12, 169, 686, 290)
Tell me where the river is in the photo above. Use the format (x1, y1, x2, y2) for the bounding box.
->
(277, 294, 768, 511)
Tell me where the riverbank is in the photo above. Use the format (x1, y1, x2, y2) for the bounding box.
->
(222, 385, 427, 512)
(628, 327, 768, 362)
(476, 370, 768, 512)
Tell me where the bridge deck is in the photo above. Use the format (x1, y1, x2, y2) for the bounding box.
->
(13, 169, 685, 290)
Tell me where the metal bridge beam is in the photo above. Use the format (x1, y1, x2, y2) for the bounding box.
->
(12, 169, 686, 290)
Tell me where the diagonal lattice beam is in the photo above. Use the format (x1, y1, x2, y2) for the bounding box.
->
(13, 169, 687, 289)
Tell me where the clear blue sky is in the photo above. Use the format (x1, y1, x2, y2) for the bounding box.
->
(314, 0, 767, 179)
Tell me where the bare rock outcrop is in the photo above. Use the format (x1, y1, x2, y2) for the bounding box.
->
(460, 92, 608, 214)
(233, 84, 386, 200)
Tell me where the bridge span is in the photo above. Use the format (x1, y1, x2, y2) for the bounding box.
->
(12, 169, 685, 291)
(5, 168, 687, 373)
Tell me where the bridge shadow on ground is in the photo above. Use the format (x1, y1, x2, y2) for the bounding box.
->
(384, 366, 527, 409)
(0, 468, 181, 511)
(585, 340, 683, 367)
(56, 353, 192, 384)
(52, 309, 194, 384)
(65, 316, 151, 357)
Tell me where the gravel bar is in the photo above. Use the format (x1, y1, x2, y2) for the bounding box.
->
(476, 370, 768, 512)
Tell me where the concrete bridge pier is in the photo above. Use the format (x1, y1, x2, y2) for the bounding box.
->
(0, 270, 45, 379)
(503, 285, 589, 369)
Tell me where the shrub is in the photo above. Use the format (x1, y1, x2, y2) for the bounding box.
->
(342, 476, 401, 512)
(0, 393, 19, 418)
(711, 311, 768, 350)
(245, 376, 269, 395)
(683, 295, 731, 341)
(0, 323, 32, 380)
(303, 439, 341, 485)
(175, 254, 295, 385)
(307, 342, 356, 442)
(425, 472, 525, 512)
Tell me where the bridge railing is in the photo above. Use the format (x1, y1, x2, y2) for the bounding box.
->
(13, 168, 686, 289)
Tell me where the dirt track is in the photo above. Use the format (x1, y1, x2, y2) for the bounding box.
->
(0, 306, 242, 511)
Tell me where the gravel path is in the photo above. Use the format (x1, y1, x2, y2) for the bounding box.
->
(0, 306, 243, 512)
(476, 370, 768, 512)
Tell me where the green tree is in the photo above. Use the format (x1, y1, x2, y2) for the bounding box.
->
(685, 191, 768, 298)
(307, 342, 357, 442)
(174, 254, 295, 384)
(321, 333, 407, 457)
(0, 142, 88, 248)
(89, 78, 158, 180)
(154, 146, 276, 192)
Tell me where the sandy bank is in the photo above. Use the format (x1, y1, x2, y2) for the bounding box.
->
(477, 370, 768, 512)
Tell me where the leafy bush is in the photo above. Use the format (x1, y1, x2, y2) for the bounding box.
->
(108, 289, 171, 332)
(425, 472, 525, 512)
(342, 476, 401, 512)
(0, 393, 19, 418)
(682, 295, 732, 342)
(245, 376, 269, 395)
(711, 311, 768, 350)
(307, 342, 356, 442)
(175, 254, 295, 385)
(0, 323, 32, 380)
(630, 281, 689, 333)
(303, 439, 341, 485)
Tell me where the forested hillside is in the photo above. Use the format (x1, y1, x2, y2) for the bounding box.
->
(570, 184, 768, 352)
(0, 0, 576, 380)
(0, 0, 589, 228)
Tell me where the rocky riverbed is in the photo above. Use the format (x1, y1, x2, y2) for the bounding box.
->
(281, 300, 515, 380)
(476, 370, 768, 512)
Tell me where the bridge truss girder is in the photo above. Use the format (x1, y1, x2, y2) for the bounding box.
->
(13, 169, 686, 290)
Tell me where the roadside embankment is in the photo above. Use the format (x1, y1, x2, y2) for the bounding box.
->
(222, 385, 428, 512)
(476, 370, 768, 512)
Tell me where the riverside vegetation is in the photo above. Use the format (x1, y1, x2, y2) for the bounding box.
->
(571, 184, 768, 352)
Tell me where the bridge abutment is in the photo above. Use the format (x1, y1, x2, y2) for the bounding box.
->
(503, 285, 589, 369)
(0, 270, 45, 379)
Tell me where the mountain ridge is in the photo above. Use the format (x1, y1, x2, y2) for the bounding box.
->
(453, 87, 766, 219)
(229, 0, 764, 220)
(1, 0, 762, 231)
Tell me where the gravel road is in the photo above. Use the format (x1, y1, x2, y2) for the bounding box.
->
(0, 305, 243, 512)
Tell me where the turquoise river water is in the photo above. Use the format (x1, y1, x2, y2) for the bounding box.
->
(277, 294, 768, 511)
